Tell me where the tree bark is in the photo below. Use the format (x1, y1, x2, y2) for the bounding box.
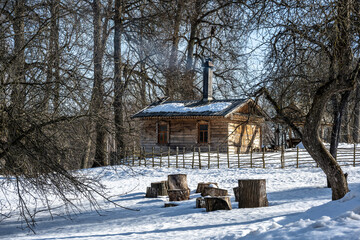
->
(330, 91, 351, 158)
(6, 0, 26, 172)
(303, 83, 350, 200)
(92, 0, 107, 167)
(114, 0, 125, 159)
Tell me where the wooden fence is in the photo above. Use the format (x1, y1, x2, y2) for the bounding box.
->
(112, 144, 359, 169)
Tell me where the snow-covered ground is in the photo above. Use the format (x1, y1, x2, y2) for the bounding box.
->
(1, 165, 360, 240)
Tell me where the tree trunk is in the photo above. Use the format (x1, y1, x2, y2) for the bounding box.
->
(184, 0, 202, 100)
(91, 0, 107, 167)
(6, 0, 26, 172)
(114, 0, 125, 159)
(165, 0, 184, 99)
(303, 85, 350, 200)
(353, 86, 360, 143)
(330, 92, 351, 154)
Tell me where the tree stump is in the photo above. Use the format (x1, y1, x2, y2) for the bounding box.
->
(151, 181, 168, 196)
(205, 197, 232, 212)
(196, 182, 218, 193)
(145, 187, 158, 198)
(233, 187, 240, 202)
(238, 179, 268, 208)
(167, 189, 190, 201)
(164, 203, 178, 208)
(168, 174, 189, 190)
(196, 197, 206, 208)
(201, 187, 228, 197)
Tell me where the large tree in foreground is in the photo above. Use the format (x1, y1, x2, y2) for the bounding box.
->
(260, 0, 360, 200)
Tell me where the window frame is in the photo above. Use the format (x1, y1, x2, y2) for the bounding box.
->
(198, 121, 210, 144)
(157, 122, 169, 145)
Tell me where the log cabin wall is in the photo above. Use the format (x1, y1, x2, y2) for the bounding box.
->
(139, 118, 230, 152)
(228, 122, 262, 153)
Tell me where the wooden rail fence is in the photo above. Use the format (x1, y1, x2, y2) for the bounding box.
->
(111, 144, 359, 169)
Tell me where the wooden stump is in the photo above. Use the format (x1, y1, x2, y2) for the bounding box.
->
(233, 187, 240, 202)
(168, 174, 189, 190)
(167, 189, 190, 201)
(196, 197, 206, 208)
(196, 182, 218, 193)
(201, 187, 228, 197)
(145, 187, 158, 198)
(238, 179, 268, 208)
(205, 197, 232, 212)
(164, 203, 178, 208)
(151, 181, 168, 196)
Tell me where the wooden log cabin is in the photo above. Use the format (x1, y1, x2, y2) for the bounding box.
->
(131, 59, 267, 153)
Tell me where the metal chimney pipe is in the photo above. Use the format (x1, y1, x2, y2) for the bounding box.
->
(202, 58, 214, 102)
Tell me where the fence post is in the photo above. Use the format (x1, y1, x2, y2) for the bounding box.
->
(250, 148, 253, 168)
(217, 147, 220, 168)
(143, 147, 146, 167)
(176, 146, 179, 168)
(227, 146, 230, 168)
(160, 147, 162, 168)
(192, 147, 195, 169)
(183, 147, 185, 168)
(132, 146, 135, 166)
(354, 143, 356, 167)
(198, 147, 202, 169)
(208, 145, 211, 169)
(151, 147, 154, 167)
(280, 146, 284, 168)
(237, 149, 240, 168)
(125, 147, 128, 165)
(262, 147, 265, 168)
(296, 146, 299, 168)
(168, 147, 170, 168)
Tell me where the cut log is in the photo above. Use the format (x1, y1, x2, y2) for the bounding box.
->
(168, 174, 189, 190)
(233, 187, 240, 202)
(196, 197, 206, 208)
(164, 203, 178, 208)
(205, 197, 232, 212)
(196, 182, 218, 193)
(167, 189, 190, 201)
(145, 187, 158, 198)
(238, 179, 268, 208)
(151, 181, 168, 196)
(201, 187, 228, 197)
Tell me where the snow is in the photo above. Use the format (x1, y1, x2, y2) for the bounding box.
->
(1, 159, 360, 239)
(144, 102, 233, 113)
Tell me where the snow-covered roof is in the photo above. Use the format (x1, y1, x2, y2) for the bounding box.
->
(132, 99, 248, 118)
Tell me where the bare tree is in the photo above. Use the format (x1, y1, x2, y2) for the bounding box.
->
(260, 0, 360, 200)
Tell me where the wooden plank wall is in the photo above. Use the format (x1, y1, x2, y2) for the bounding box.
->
(140, 119, 229, 152)
(140, 118, 262, 153)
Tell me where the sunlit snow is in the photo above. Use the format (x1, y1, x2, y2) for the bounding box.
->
(144, 102, 233, 113)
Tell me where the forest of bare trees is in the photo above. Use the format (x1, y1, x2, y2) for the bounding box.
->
(1, 0, 360, 228)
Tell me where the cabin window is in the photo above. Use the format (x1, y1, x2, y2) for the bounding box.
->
(158, 124, 168, 144)
(198, 124, 209, 143)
